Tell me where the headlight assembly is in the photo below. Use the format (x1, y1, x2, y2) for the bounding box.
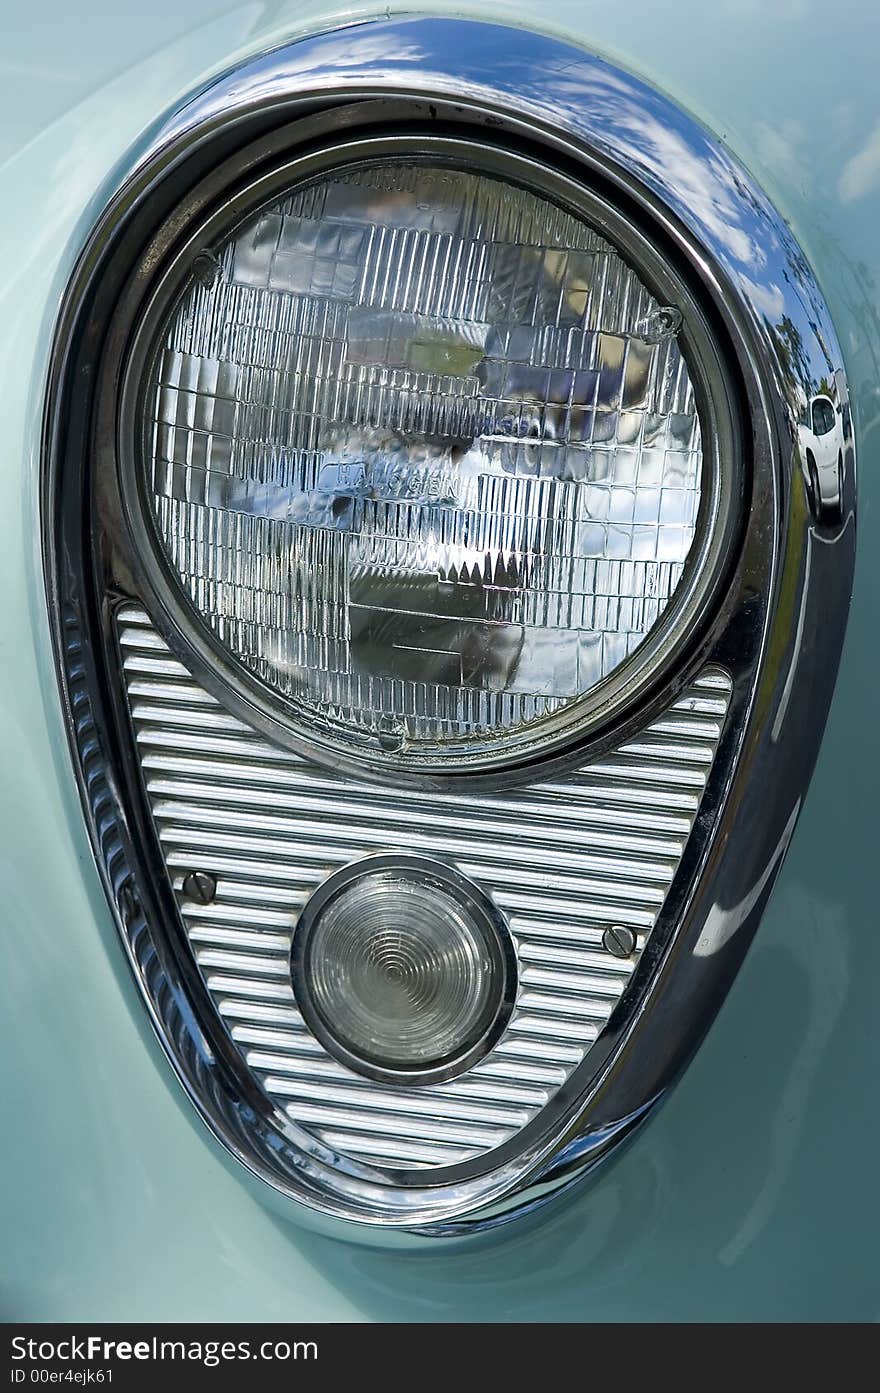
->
(123, 145, 739, 774)
(43, 18, 855, 1234)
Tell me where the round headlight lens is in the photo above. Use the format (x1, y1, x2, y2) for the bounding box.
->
(143, 154, 717, 767)
(291, 857, 514, 1081)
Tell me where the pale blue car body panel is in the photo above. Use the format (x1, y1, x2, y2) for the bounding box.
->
(0, 0, 877, 1321)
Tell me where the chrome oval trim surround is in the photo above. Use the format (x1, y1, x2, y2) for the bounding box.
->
(42, 17, 856, 1237)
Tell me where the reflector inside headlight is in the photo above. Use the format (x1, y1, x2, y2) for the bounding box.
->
(144, 159, 707, 764)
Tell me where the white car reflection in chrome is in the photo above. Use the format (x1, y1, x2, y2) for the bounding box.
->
(798, 393, 844, 520)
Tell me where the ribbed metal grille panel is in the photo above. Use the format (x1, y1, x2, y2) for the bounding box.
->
(118, 606, 731, 1169)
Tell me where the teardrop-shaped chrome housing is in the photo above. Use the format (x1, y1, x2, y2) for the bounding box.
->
(42, 17, 855, 1236)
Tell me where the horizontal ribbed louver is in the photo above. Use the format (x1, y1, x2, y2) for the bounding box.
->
(118, 605, 731, 1169)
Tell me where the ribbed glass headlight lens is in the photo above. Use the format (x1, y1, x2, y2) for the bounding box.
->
(143, 157, 711, 767)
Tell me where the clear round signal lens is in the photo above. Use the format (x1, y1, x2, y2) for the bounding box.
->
(290, 857, 514, 1081)
(144, 157, 710, 765)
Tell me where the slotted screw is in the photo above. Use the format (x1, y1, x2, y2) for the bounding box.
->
(182, 870, 217, 905)
(603, 925, 636, 959)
